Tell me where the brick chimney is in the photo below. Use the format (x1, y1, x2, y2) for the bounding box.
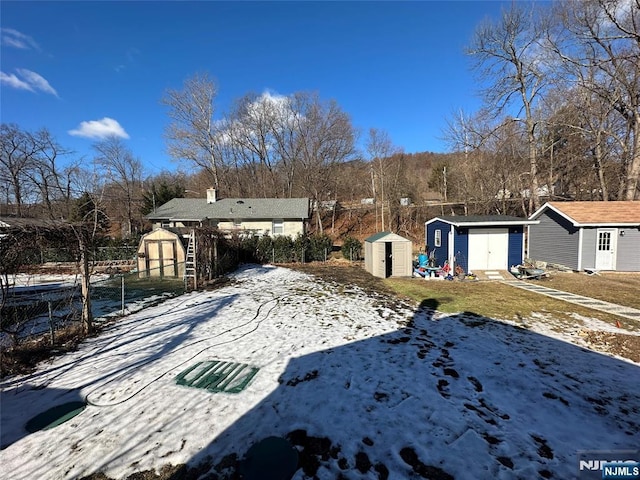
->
(206, 188, 217, 204)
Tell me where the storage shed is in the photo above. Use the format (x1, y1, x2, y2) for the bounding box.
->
(364, 232, 413, 278)
(528, 201, 640, 272)
(425, 216, 538, 273)
(137, 228, 186, 278)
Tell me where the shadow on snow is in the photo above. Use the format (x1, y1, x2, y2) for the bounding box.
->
(165, 300, 639, 480)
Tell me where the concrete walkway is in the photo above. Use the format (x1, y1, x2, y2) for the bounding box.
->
(502, 279, 640, 322)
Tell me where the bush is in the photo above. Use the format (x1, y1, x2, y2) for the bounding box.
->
(273, 236, 294, 263)
(232, 233, 334, 265)
(341, 236, 362, 261)
(239, 235, 259, 263)
(255, 236, 274, 264)
(308, 233, 333, 262)
(292, 234, 310, 263)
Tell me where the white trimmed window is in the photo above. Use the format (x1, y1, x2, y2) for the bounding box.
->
(272, 219, 284, 235)
(434, 229, 442, 247)
(233, 219, 242, 228)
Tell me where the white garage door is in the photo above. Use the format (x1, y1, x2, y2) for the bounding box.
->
(468, 228, 509, 271)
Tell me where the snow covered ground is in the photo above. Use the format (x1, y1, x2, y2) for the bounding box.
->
(1, 265, 638, 479)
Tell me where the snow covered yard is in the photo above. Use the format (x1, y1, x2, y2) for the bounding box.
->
(1, 265, 638, 480)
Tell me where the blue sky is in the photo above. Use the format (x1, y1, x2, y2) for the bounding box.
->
(1, 1, 514, 175)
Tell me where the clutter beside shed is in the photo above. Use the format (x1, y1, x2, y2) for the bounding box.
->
(364, 232, 413, 278)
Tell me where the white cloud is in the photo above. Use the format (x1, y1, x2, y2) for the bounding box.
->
(0, 68, 57, 96)
(15, 68, 58, 96)
(0, 71, 33, 91)
(0, 28, 39, 50)
(68, 118, 130, 140)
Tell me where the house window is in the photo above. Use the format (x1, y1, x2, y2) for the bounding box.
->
(161, 221, 171, 228)
(233, 219, 242, 228)
(273, 219, 284, 235)
(434, 229, 442, 247)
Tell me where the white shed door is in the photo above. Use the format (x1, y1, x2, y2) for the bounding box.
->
(468, 229, 509, 271)
(374, 242, 387, 278)
(392, 242, 410, 277)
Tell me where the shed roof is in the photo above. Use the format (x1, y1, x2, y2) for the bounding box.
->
(425, 215, 537, 227)
(148, 197, 310, 221)
(364, 231, 411, 243)
(530, 201, 640, 226)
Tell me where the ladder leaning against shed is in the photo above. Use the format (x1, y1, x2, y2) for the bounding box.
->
(184, 229, 197, 287)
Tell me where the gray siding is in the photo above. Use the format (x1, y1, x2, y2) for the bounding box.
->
(617, 229, 640, 271)
(581, 228, 597, 270)
(529, 210, 580, 269)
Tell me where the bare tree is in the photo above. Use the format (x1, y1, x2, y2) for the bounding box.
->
(0, 124, 79, 219)
(366, 128, 402, 232)
(468, 3, 554, 212)
(541, 83, 627, 200)
(162, 73, 222, 190)
(293, 93, 356, 232)
(226, 93, 283, 197)
(25, 129, 79, 219)
(552, 0, 640, 199)
(0, 124, 36, 216)
(441, 110, 528, 214)
(93, 137, 144, 236)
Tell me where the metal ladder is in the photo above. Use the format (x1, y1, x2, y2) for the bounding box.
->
(184, 230, 196, 285)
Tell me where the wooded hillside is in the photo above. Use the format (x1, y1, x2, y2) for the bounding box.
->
(2, 1, 638, 242)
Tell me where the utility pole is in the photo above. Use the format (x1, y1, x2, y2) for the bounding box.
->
(443, 166, 448, 203)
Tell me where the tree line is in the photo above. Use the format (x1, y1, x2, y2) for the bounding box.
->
(2, 0, 636, 240)
(441, 0, 639, 214)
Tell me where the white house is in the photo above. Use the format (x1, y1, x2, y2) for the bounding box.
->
(147, 189, 310, 238)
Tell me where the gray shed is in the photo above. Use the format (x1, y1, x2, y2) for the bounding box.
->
(364, 232, 413, 278)
(528, 201, 640, 272)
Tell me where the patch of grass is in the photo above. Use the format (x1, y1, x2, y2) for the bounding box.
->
(384, 279, 536, 317)
(541, 272, 640, 310)
(383, 277, 629, 326)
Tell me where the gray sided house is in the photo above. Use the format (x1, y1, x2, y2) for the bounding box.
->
(528, 201, 640, 272)
(147, 189, 310, 238)
(425, 216, 537, 273)
(364, 232, 413, 278)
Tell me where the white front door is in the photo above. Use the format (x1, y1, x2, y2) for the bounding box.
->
(595, 229, 617, 270)
(468, 229, 509, 271)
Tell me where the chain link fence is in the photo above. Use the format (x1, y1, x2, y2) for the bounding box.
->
(1, 263, 186, 349)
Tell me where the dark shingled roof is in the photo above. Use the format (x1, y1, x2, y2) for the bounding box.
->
(147, 197, 310, 221)
(437, 215, 528, 224)
(425, 214, 538, 227)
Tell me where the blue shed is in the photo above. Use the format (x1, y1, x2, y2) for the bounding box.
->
(424, 215, 538, 273)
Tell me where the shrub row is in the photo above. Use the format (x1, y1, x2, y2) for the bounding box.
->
(235, 233, 362, 264)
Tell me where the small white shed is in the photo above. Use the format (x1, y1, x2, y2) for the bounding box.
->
(364, 232, 413, 278)
(137, 228, 186, 278)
